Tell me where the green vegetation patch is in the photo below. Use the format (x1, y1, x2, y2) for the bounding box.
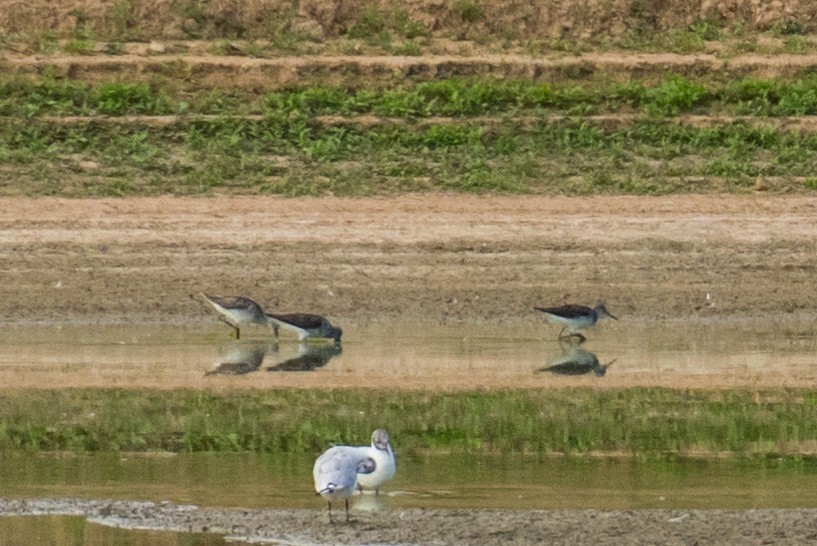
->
(5, 75, 817, 118)
(1, 114, 815, 196)
(1, 388, 816, 459)
(3, 75, 817, 196)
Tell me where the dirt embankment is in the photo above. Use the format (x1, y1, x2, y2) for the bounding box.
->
(2, 0, 816, 93)
(1, 194, 815, 326)
(7, 51, 817, 91)
(1, 0, 813, 42)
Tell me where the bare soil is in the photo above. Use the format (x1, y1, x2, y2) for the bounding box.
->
(8, 49, 817, 90)
(2, 194, 816, 326)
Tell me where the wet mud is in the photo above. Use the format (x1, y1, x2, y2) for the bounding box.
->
(2, 498, 817, 545)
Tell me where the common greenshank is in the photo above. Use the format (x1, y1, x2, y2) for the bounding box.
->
(200, 293, 273, 339)
(534, 302, 617, 342)
(266, 313, 342, 343)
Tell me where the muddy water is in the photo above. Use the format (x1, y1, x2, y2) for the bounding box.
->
(0, 319, 814, 390)
(0, 320, 816, 541)
(0, 514, 227, 545)
(2, 454, 817, 546)
(1, 452, 817, 511)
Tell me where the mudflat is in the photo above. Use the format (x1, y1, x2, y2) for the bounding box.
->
(2, 194, 815, 325)
(2, 498, 817, 545)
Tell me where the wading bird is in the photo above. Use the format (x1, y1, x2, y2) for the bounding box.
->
(534, 302, 617, 342)
(200, 293, 273, 339)
(352, 429, 396, 495)
(313, 445, 375, 523)
(266, 313, 343, 343)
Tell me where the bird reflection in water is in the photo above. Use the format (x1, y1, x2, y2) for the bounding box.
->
(354, 491, 388, 512)
(205, 340, 277, 376)
(266, 342, 342, 372)
(536, 347, 614, 377)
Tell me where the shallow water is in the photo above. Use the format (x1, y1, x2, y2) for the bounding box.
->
(0, 514, 227, 545)
(0, 319, 816, 538)
(1, 452, 817, 511)
(0, 318, 815, 390)
(2, 453, 817, 544)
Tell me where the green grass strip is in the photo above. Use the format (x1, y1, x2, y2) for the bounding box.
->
(4, 76, 817, 118)
(0, 388, 816, 459)
(4, 75, 817, 197)
(2, 116, 817, 196)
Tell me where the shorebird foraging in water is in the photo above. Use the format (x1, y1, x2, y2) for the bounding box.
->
(353, 429, 396, 495)
(200, 293, 273, 339)
(534, 302, 617, 342)
(266, 313, 342, 343)
(313, 445, 375, 523)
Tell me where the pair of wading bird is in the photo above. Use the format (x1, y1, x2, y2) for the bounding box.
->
(202, 293, 618, 344)
(313, 428, 397, 523)
(200, 293, 342, 343)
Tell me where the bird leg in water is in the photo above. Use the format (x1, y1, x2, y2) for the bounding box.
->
(345, 498, 350, 522)
(558, 328, 587, 343)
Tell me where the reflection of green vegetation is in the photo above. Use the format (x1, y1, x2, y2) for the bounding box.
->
(1, 388, 817, 459)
